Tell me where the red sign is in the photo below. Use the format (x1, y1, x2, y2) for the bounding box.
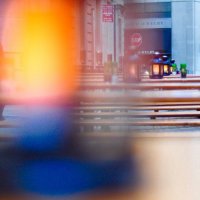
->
(102, 5, 114, 22)
(130, 33, 142, 49)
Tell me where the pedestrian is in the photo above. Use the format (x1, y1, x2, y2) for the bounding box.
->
(0, 43, 4, 121)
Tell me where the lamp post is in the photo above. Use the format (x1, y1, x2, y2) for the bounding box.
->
(124, 52, 141, 82)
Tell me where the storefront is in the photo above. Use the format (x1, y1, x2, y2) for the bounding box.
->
(124, 2, 172, 68)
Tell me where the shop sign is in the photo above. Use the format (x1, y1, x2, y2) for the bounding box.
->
(102, 5, 114, 22)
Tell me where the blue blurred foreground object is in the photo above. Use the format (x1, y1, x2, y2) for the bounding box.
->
(16, 105, 72, 152)
(11, 105, 137, 196)
(17, 158, 136, 196)
(18, 159, 97, 195)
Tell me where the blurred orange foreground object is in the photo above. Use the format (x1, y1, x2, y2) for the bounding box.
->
(3, 0, 80, 103)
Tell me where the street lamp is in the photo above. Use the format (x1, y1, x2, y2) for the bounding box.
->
(124, 63, 140, 82)
(149, 52, 164, 79)
(124, 53, 141, 82)
(162, 55, 170, 76)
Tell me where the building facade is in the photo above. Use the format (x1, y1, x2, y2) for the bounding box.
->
(124, 1, 171, 69)
(80, 0, 124, 70)
(2, 0, 199, 74)
(81, 0, 200, 74)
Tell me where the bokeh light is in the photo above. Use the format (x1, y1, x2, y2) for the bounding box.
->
(2, 0, 79, 101)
